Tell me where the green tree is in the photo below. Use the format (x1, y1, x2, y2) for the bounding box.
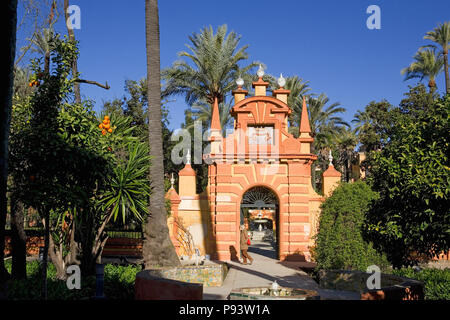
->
(398, 84, 434, 117)
(422, 22, 450, 94)
(401, 48, 444, 95)
(352, 100, 394, 153)
(313, 181, 389, 271)
(10, 36, 95, 297)
(143, 0, 180, 267)
(366, 95, 450, 267)
(123, 78, 148, 137)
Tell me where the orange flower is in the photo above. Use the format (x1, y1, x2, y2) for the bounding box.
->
(104, 115, 110, 120)
(102, 130, 107, 136)
(99, 123, 104, 129)
(108, 128, 113, 133)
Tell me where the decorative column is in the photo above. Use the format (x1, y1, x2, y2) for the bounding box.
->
(166, 174, 181, 254)
(178, 150, 197, 197)
(232, 76, 248, 104)
(252, 65, 269, 96)
(298, 97, 314, 154)
(322, 150, 342, 197)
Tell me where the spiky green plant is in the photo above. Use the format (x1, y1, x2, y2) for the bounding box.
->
(99, 142, 150, 224)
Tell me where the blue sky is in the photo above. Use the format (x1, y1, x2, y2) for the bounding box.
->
(17, 0, 450, 130)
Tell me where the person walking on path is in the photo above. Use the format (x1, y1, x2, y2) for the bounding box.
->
(240, 225, 254, 265)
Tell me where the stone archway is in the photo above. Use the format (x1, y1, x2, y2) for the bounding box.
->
(240, 186, 280, 258)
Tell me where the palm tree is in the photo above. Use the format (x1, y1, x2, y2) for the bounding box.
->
(333, 128, 358, 182)
(291, 93, 349, 141)
(29, 27, 57, 74)
(285, 76, 311, 111)
(423, 22, 450, 94)
(188, 100, 234, 136)
(0, 0, 18, 292)
(143, 0, 180, 267)
(290, 93, 349, 191)
(401, 48, 444, 95)
(162, 24, 259, 105)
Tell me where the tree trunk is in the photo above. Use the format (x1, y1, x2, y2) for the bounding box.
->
(444, 51, 449, 95)
(47, 234, 67, 280)
(143, 0, 180, 267)
(44, 51, 50, 75)
(64, 0, 81, 104)
(68, 220, 80, 265)
(0, 0, 18, 293)
(41, 210, 50, 300)
(10, 195, 26, 279)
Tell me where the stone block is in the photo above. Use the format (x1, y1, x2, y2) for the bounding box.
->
(135, 271, 203, 300)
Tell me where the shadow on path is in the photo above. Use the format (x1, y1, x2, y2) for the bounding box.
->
(248, 245, 277, 259)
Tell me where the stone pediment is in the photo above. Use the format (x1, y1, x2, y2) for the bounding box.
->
(231, 96, 291, 123)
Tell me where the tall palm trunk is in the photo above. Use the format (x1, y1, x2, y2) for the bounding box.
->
(0, 0, 18, 293)
(444, 50, 449, 94)
(143, 0, 179, 267)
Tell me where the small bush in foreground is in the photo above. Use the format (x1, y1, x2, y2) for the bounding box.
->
(312, 181, 390, 271)
(5, 260, 142, 300)
(392, 267, 450, 300)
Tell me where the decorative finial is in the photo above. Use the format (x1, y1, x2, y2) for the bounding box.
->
(186, 149, 191, 165)
(277, 73, 286, 88)
(170, 173, 175, 188)
(329, 149, 333, 166)
(236, 76, 244, 88)
(257, 64, 265, 78)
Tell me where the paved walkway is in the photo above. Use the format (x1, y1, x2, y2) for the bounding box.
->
(203, 240, 321, 300)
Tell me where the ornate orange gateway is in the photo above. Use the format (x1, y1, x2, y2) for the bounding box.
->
(166, 70, 341, 262)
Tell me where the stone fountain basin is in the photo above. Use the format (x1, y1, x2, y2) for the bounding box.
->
(229, 286, 320, 300)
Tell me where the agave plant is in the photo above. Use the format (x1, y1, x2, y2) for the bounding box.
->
(99, 141, 150, 224)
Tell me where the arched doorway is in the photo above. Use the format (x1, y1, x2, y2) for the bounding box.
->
(240, 186, 279, 258)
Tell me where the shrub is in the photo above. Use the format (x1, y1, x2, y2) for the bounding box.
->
(392, 267, 450, 300)
(5, 260, 141, 300)
(312, 181, 389, 271)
